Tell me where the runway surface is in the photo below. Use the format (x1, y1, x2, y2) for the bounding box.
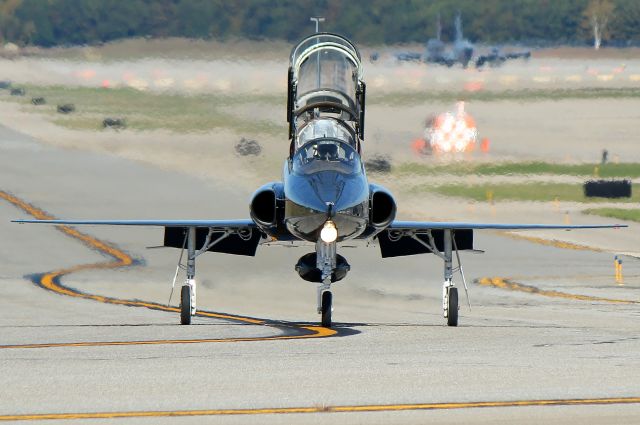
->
(1, 125, 639, 424)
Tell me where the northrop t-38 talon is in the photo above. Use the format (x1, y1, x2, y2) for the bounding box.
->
(14, 34, 625, 328)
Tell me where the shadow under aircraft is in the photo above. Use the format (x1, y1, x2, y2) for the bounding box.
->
(15, 33, 623, 328)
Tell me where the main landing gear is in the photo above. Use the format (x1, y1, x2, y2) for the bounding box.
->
(170, 226, 236, 325)
(402, 228, 470, 326)
(180, 227, 197, 325)
(441, 229, 470, 327)
(442, 229, 459, 326)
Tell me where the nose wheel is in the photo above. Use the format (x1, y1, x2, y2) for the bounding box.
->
(320, 290, 333, 328)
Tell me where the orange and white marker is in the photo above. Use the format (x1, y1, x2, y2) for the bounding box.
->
(424, 101, 478, 154)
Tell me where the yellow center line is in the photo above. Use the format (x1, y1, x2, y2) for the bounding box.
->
(477, 277, 639, 304)
(500, 232, 600, 252)
(0, 190, 337, 348)
(1, 397, 639, 421)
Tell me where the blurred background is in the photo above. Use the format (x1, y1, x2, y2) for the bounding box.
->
(1, 0, 639, 225)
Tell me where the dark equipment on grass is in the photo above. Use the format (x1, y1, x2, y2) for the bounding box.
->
(103, 118, 126, 129)
(584, 180, 632, 198)
(364, 154, 392, 173)
(57, 104, 76, 114)
(235, 138, 262, 156)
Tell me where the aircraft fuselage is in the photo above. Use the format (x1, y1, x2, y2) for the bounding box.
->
(283, 158, 369, 243)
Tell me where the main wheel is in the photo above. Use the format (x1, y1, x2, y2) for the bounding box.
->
(447, 287, 459, 327)
(321, 291, 332, 328)
(180, 285, 192, 325)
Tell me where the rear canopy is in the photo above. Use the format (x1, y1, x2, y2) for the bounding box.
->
(290, 33, 363, 114)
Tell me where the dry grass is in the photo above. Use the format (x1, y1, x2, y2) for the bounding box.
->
(533, 46, 640, 60)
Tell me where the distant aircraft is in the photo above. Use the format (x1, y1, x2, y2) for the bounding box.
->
(15, 33, 623, 328)
(424, 13, 474, 68)
(397, 14, 531, 69)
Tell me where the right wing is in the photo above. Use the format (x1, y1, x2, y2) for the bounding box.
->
(12, 219, 256, 228)
(13, 219, 262, 256)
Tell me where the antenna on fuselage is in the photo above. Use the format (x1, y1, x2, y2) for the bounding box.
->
(310, 16, 325, 33)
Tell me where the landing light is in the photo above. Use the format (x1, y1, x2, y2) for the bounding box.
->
(320, 220, 338, 243)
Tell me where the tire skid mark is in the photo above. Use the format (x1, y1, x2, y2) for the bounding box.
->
(477, 277, 639, 304)
(1, 190, 338, 348)
(1, 396, 640, 421)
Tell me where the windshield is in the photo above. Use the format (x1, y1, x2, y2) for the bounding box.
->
(296, 118, 355, 149)
(292, 140, 362, 175)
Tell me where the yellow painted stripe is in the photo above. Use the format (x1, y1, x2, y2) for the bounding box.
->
(500, 232, 599, 252)
(1, 326, 335, 350)
(0, 190, 337, 348)
(1, 397, 639, 421)
(477, 277, 638, 304)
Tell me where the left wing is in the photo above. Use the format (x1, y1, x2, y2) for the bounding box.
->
(387, 221, 625, 230)
(377, 220, 626, 258)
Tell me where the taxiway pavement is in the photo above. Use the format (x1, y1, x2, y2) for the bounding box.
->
(1, 125, 639, 424)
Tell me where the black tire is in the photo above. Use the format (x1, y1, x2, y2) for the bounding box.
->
(447, 287, 459, 327)
(321, 291, 332, 328)
(180, 285, 192, 325)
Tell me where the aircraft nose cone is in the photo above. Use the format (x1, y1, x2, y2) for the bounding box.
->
(285, 170, 368, 214)
(310, 172, 344, 210)
(284, 170, 369, 242)
(305, 171, 367, 214)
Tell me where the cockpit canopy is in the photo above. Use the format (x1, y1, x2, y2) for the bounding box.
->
(292, 139, 362, 176)
(296, 118, 355, 150)
(290, 33, 362, 112)
(287, 33, 366, 145)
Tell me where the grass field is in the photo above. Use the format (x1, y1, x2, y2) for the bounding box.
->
(371, 87, 640, 106)
(8, 85, 285, 135)
(10, 85, 640, 137)
(583, 208, 640, 222)
(420, 182, 640, 203)
(397, 161, 640, 178)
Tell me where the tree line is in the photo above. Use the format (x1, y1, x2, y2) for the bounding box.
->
(0, 0, 637, 48)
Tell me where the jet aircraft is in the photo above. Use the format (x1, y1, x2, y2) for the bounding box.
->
(15, 33, 623, 328)
(398, 14, 531, 69)
(425, 13, 474, 68)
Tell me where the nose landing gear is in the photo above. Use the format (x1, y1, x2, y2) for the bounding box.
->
(320, 289, 332, 328)
(317, 240, 337, 328)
